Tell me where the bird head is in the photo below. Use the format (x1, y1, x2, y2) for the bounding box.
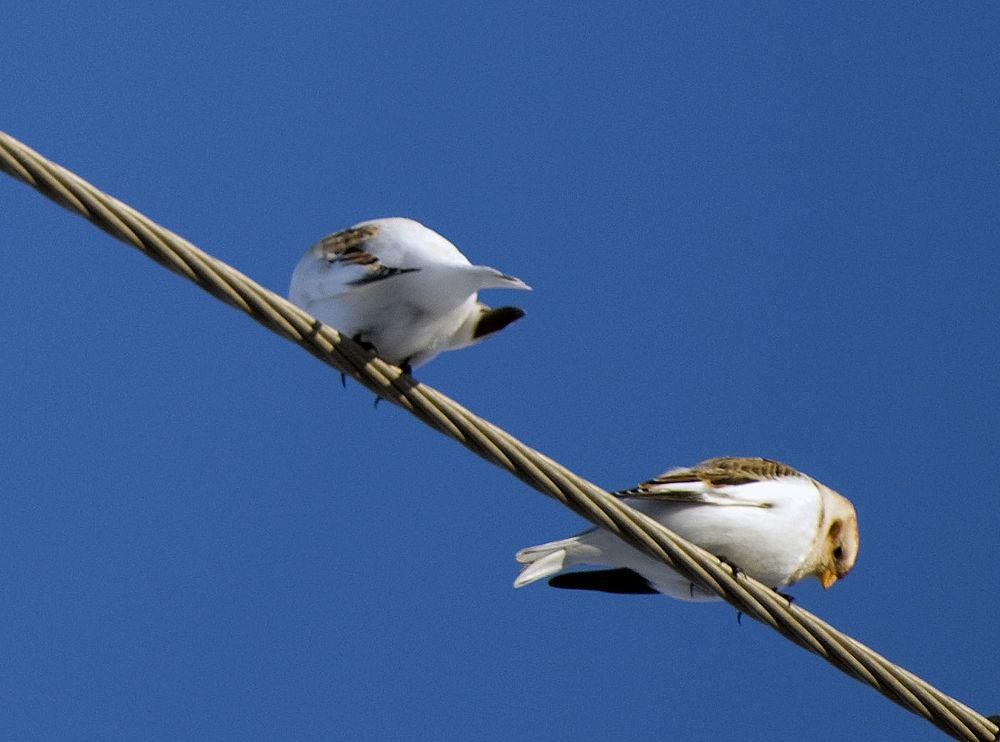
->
(813, 485, 859, 589)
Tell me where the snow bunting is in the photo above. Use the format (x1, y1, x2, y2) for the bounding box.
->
(289, 217, 530, 373)
(515, 457, 858, 600)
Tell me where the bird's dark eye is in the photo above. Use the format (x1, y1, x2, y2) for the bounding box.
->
(833, 546, 844, 560)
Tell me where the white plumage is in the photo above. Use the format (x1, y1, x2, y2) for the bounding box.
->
(515, 457, 859, 601)
(289, 217, 530, 371)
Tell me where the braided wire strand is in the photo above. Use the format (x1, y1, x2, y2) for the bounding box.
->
(0, 130, 994, 742)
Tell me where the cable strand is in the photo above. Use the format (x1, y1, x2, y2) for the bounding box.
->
(1, 130, 993, 742)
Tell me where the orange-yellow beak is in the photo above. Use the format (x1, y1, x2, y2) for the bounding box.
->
(819, 569, 838, 589)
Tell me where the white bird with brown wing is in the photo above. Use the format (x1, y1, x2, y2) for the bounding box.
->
(289, 217, 530, 373)
(514, 457, 858, 600)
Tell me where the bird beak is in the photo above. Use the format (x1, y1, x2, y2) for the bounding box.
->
(819, 569, 838, 589)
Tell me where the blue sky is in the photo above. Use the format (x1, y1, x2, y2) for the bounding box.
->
(2, 3, 998, 740)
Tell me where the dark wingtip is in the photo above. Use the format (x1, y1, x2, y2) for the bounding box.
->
(548, 568, 657, 595)
(472, 305, 526, 339)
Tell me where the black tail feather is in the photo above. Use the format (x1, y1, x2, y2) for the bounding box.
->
(548, 568, 657, 595)
(473, 306, 525, 339)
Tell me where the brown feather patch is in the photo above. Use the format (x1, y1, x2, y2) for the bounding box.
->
(316, 224, 380, 263)
(614, 457, 802, 499)
(650, 457, 799, 487)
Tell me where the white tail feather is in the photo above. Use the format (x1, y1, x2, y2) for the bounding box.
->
(513, 549, 566, 588)
(514, 535, 588, 587)
(468, 264, 532, 292)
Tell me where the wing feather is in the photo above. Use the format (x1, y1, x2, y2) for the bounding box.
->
(315, 224, 422, 286)
(614, 457, 803, 506)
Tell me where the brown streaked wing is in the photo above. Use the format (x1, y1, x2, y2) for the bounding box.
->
(686, 457, 801, 485)
(314, 224, 422, 286)
(614, 456, 801, 500)
(316, 224, 380, 265)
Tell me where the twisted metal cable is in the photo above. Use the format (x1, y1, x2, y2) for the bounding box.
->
(0, 130, 994, 742)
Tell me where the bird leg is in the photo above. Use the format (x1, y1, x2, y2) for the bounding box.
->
(346, 333, 382, 398)
(351, 333, 378, 353)
(774, 589, 795, 605)
(340, 334, 379, 388)
(375, 359, 412, 407)
(714, 555, 746, 625)
(715, 554, 743, 580)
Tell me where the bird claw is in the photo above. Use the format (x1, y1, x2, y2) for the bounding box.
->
(716, 554, 744, 580)
(737, 587, 793, 624)
(774, 589, 795, 605)
(688, 555, 743, 600)
(712, 555, 745, 625)
(351, 333, 378, 353)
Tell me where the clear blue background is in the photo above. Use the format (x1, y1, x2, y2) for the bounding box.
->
(2, 3, 998, 740)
